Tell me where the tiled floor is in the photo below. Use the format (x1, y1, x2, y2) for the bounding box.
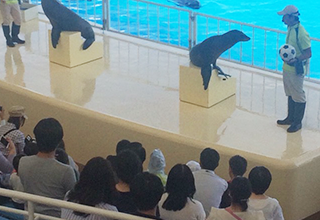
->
(1, 16, 320, 161)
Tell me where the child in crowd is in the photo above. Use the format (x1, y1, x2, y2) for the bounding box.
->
(9, 154, 25, 209)
(207, 177, 265, 220)
(248, 166, 284, 220)
(147, 149, 167, 187)
(186, 160, 201, 172)
(220, 155, 247, 208)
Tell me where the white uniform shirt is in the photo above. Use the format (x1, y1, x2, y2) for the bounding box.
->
(193, 169, 228, 216)
(159, 193, 206, 220)
(248, 197, 284, 220)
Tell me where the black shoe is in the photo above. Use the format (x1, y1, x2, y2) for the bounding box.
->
(6, 39, 15, 47)
(12, 36, 25, 44)
(287, 123, 302, 133)
(277, 118, 292, 125)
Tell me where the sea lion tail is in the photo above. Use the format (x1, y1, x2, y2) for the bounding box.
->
(201, 65, 212, 90)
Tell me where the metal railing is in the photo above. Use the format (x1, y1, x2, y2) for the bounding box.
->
(29, 0, 320, 82)
(0, 188, 152, 220)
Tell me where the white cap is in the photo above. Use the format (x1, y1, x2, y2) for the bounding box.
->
(277, 5, 300, 16)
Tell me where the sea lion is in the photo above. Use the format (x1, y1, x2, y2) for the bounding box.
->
(190, 30, 250, 90)
(42, 0, 95, 50)
(168, 0, 201, 9)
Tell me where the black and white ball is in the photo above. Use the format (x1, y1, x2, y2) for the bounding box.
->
(279, 44, 296, 62)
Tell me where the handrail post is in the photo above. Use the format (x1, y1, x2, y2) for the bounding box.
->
(27, 201, 35, 220)
(102, 0, 108, 30)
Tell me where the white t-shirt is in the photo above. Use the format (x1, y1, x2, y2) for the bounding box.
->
(159, 193, 206, 220)
(9, 173, 24, 204)
(207, 207, 265, 220)
(248, 197, 284, 220)
(193, 169, 228, 216)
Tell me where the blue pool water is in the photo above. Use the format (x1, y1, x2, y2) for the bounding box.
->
(35, 0, 320, 79)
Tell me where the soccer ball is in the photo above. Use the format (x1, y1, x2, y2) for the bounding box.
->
(279, 44, 296, 62)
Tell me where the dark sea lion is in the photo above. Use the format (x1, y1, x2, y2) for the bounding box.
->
(190, 30, 250, 90)
(168, 0, 200, 9)
(42, 0, 95, 50)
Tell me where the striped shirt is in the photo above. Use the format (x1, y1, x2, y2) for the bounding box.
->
(61, 203, 118, 220)
(0, 122, 25, 156)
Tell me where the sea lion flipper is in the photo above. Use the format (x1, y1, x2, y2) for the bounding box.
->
(83, 38, 95, 50)
(201, 65, 212, 90)
(51, 27, 61, 49)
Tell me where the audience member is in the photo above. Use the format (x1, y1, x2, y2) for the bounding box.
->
(9, 154, 25, 209)
(148, 149, 167, 187)
(248, 166, 284, 220)
(159, 164, 205, 220)
(129, 141, 146, 164)
(193, 148, 228, 216)
(220, 155, 247, 208)
(114, 150, 143, 213)
(0, 106, 27, 155)
(106, 139, 130, 171)
(186, 160, 201, 172)
(19, 118, 76, 217)
(23, 135, 38, 156)
(61, 157, 118, 220)
(207, 177, 265, 220)
(56, 140, 79, 173)
(0, 137, 15, 174)
(130, 172, 164, 219)
(55, 148, 69, 165)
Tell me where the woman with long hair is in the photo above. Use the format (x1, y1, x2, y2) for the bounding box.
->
(159, 164, 205, 220)
(61, 157, 119, 220)
(207, 177, 265, 220)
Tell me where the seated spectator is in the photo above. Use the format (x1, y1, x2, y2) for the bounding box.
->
(159, 164, 205, 220)
(19, 118, 76, 217)
(129, 142, 146, 165)
(56, 140, 79, 174)
(61, 157, 118, 220)
(9, 154, 25, 209)
(248, 166, 284, 220)
(207, 177, 265, 220)
(130, 172, 164, 219)
(0, 106, 27, 156)
(193, 148, 228, 216)
(106, 139, 130, 170)
(220, 155, 247, 208)
(114, 150, 143, 213)
(55, 148, 69, 165)
(148, 149, 167, 187)
(23, 135, 38, 156)
(0, 137, 15, 174)
(186, 160, 201, 172)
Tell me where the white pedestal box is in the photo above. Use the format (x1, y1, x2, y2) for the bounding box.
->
(179, 64, 236, 108)
(48, 30, 103, 68)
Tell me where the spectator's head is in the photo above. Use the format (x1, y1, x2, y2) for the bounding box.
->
(68, 157, 118, 216)
(200, 148, 220, 171)
(162, 164, 195, 211)
(13, 154, 25, 174)
(229, 177, 252, 212)
(8, 106, 27, 129)
(148, 149, 166, 175)
(55, 148, 69, 165)
(229, 155, 247, 179)
(116, 150, 143, 184)
(130, 172, 164, 213)
(33, 118, 63, 153)
(129, 142, 146, 163)
(24, 139, 38, 156)
(56, 139, 66, 151)
(248, 166, 272, 195)
(115, 139, 130, 155)
(186, 160, 201, 172)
